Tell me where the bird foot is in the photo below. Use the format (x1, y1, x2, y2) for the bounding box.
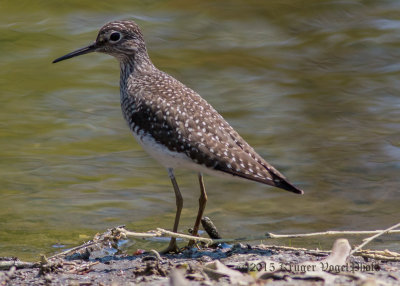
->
(187, 239, 200, 249)
(160, 240, 180, 254)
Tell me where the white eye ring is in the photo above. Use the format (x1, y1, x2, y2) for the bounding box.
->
(109, 32, 122, 43)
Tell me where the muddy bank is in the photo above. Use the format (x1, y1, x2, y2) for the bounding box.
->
(1, 227, 399, 285)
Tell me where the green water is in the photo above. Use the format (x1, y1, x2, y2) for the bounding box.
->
(1, 1, 399, 260)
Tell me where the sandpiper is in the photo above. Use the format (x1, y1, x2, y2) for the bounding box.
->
(53, 20, 303, 253)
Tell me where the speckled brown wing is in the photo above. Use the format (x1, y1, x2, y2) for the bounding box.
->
(123, 70, 303, 194)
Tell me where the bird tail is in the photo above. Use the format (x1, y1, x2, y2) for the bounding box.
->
(218, 165, 304, 195)
(270, 172, 304, 194)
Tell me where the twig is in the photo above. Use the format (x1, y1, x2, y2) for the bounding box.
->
(260, 244, 400, 261)
(48, 226, 122, 260)
(66, 261, 100, 274)
(157, 228, 213, 244)
(259, 244, 331, 256)
(114, 227, 260, 244)
(0, 261, 37, 270)
(114, 227, 213, 244)
(48, 240, 100, 260)
(350, 222, 400, 255)
(265, 229, 400, 239)
(114, 225, 400, 244)
(114, 228, 162, 239)
(360, 249, 400, 258)
(116, 225, 400, 261)
(356, 252, 400, 262)
(149, 249, 163, 261)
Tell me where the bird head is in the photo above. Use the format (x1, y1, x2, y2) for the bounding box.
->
(53, 20, 147, 63)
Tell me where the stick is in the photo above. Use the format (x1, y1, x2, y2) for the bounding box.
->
(114, 227, 213, 244)
(48, 240, 100, 260)
(114, 226, 400, 245)
(114, 225, 400, 261)
(0, 261, 37, 270)
(350, 222, 400, 255)
(265, 229, 400, 239)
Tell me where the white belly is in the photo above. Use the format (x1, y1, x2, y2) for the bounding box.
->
(133, 131, 193, 169)
(131, 131, 237, 180)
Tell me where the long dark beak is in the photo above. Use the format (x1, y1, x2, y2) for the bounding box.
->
(53, 42, 97, 63)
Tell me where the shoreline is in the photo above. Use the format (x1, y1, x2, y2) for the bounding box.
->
(1, 226, 399, 285)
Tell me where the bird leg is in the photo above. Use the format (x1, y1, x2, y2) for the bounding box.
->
(161, 168, 183, 253)
(188, 173, 208, 247)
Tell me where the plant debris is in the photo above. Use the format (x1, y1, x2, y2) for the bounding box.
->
(1, 226, 400, 285)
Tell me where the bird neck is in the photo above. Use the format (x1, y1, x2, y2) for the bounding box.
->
(120, 50, 154, 77)
(119, 52, 154, 94)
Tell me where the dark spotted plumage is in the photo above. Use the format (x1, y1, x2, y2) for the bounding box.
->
(91, 20, 303, 194)
(54, 20, 302, 194)
(119, 68, 301, 193)
(53, 19, 303, 252)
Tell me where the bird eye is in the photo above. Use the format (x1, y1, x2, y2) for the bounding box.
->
(109, 32, 121, 42)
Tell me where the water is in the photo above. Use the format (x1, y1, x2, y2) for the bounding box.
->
(0, 0, 399, 260)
